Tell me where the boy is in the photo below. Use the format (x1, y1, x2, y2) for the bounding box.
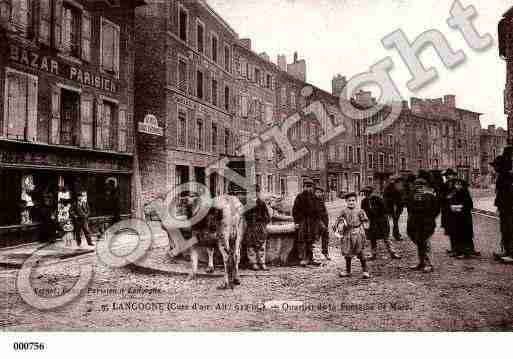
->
(314, 187, 331, 260)
(361, 186, 401, 260)
(333, 192, 370, 279)
(244, 185, 271, 270)
(72, 191, 94, 247)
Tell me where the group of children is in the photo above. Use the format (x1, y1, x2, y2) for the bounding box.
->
(55, 188, 94, 247)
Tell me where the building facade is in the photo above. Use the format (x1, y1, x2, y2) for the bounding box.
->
(134, 0, 239, 203)
(499, 6, 513, 145)
(0, 0, 143, 243)
(480, 124, 508, 186)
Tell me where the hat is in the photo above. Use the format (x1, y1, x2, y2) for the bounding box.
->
(389, 175, 401, 182)
(443, 168, 457, 176)
(361, 185, 374, 193)
(314, 186, 325, 192)
(303, 178, 314, 186)
(344, 191, 357, 200)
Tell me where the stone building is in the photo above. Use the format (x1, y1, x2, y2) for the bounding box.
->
(499, 6, 513, 145)
(480, 124, 508, 187)
(134, 0, 239, 203)
(232, 39, 278, 195)
(0, 0, 144, 244)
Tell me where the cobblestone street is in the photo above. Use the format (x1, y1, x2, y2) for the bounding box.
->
(1, 203, 513, 331)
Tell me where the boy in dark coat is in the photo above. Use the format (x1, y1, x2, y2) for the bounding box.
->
(293, 178, 322, 267)
(72, 191, 94, 247)
(440, 168, 458, 253)
(383, 176, 405, 242)
(244, 185, 271, 270)
(314, 187, 331, 260)
(407, 178, 440, 272)
(361, 186, 400, 260)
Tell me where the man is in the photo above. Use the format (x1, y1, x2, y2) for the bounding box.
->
(104, 178, 121, 227)
(72, 191, 94, 247)
(440, 168, 458, 253)
(244, 185, 271, 270)
(314, 186, 331, 261)
(383, 175, 405, 242)
(492, 146, 513, 263)
(361, 186, 401, 260)
(407, 178, 440, 272)
(292, 178, 322, 267)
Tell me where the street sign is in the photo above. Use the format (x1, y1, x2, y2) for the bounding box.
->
(138, 114, 163, 136)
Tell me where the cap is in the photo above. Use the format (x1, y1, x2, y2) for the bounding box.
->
(314, 186, 325, 192)
(361, 185, 375, 193)
(303, 178, 314, 185)
(414, 178, 428, 185)
(443, 168, 457, 176)
(344, 192, 358, 200)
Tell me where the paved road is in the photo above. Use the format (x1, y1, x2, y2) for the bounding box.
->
(1, 200, 512, 331)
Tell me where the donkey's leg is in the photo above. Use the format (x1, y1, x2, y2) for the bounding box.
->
(187, 246, 199, 280)
(206, 248, 215, 273)
(216, 240, 231, 289)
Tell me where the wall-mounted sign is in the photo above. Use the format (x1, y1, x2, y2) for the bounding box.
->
(9, 44, 117, 93)
(138, 114, 163, 136)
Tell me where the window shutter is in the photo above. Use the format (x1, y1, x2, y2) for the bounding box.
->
(52, 0, 63, 51)
(94, 99, 103, 149)
(80, 94, 93, 148)
(113, 26, 120, 76)
(38, 0, 51, 45)
(0, 1, 10, 26)
(81, 11, 91, 61)
(49, 85, 61, 144)
(6, 73, 26, 139)
(118, 106, 127, 152)
(26, 76, 38, 142)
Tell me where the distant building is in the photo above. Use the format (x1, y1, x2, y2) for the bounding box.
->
(480, 125, 508, 186)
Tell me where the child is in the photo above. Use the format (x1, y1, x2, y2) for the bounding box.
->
(57, 199, 74, 246)
(72, 191, 94, 247)
(244, 185, 271, 270)
(333, 192, 370, 279)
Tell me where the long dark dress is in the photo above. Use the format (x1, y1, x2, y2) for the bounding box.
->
(447, 187, 475, 255)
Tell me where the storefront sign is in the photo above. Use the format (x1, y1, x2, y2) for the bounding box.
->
(138, 114, 163, 136)
(8, 44, 117, 93)
(174, 94, 229, 121)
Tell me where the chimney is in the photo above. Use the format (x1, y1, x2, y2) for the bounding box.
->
(331, 74, 347, 97)
(277, 54, 287, 71)
(259, 52, 270, 62)
(287, 52, 306, 82)
(488, 124, 496, 132)
(444, 94, 456, 108)
(239, 38, 251, 50)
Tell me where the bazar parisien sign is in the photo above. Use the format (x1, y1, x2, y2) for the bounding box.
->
(8, 44, 117, 93)
(138, 114, 163, 136)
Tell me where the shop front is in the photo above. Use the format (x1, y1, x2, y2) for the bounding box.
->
(0, 141, 132, 247)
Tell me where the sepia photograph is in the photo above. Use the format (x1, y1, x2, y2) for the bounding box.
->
(1, 0, 513, 347)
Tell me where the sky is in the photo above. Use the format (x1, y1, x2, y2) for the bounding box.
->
(206, 0, 512, 128)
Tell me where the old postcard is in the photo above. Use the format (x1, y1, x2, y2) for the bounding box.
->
(1, 0, 513, 348)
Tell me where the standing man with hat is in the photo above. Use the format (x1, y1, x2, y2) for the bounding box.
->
(440, 168, 458, 253)
(292, 178, 323, 267)
(407, 177, 440, 272)
(313, 186, 331, 261)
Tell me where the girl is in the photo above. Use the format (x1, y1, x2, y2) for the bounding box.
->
(333, 192, 370, 279)
(57, 199, 74, 246)
(447, 179, 479, 258)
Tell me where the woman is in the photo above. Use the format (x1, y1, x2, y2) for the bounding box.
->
(446, 179, 478, 259)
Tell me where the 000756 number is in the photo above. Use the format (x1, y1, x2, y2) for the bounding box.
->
(13, 342, 46, 350)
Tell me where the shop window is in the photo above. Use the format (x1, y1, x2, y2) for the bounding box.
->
(4, 69, 38, 141)
(177, 111, 187, 147)
(101, 18, 120, 77)
(60, 89, 80, 146)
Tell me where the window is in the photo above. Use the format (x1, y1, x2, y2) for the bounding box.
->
(281, 87, 287, 106)
(401, 157, 406, 170)
(196, 70, 203, 99)
(212, 123, 217, 152)
(62, 4, 81, 57)
(224, 45, 230, 72)
(101, 101, 115, 150)
(356, 147, 361, 163)
(80, 96, 93, 148)
(211, 34, 218, 63)
(254, 68, 261, 85)
(389, 155, 394, 168)
(348, 146, 353, 164)
(378, 153, 385, 171)
(196, 21, 204, 53)
(179, 6, 187, 42)
(224, 86, 230, 112)
(197, 119, 203, 151)
(368, 153, 373, 169)
(118, 107, 127, 152)
(256, 174, 262, 189)
(178, 111, 187, 147)
(178, 58, 187, 93)
(101, 18, 120, 76)
(267, 175, 273, 193)
(225, 129, 230, 154)
(7, 0, 31, 36)
(291, 91, 296, 108)
(211, 78, 218, 106)
(266, 74, 272, 89)
(388, 134, 393, 147)
(60, 89, 80, 146)
(241, 95, 249, 117)
(4, 69, 37, 141)
(265, 103, 273, 125)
